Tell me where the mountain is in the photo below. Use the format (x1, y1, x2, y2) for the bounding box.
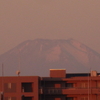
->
(0, 38, 100, 76)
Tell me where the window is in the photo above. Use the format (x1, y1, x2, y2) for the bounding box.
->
(55, 98, 61, 100)
(8, 83, 11, 89)
(55, 84, 61, 88)
(66, 83, 73, 88)
(8, 97, 11, 100)
(5, 97, 16, 100)
(4, 83, 16, 93)
(66, 97, 73, 100)
(81, 97, 88, 100)
(22, 97, 33, 100)
(81, 83, 88, 88)
(21, 83, 33, 92)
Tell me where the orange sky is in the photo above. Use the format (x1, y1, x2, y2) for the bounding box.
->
(0, 0, 100, 55)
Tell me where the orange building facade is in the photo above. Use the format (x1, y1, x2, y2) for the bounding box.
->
(0, 69, 100, 100)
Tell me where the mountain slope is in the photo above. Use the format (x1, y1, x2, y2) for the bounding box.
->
(0, 38, 100, 76)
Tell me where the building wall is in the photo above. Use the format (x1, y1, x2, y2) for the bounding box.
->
(0, 76, 39, 100)
(50, 69, 66, 78)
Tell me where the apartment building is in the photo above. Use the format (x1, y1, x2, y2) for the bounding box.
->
(0, 69, 100, 100)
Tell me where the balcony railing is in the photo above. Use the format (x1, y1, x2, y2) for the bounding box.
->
(40, 87, 100, 94)
(40, 87, 62, 94)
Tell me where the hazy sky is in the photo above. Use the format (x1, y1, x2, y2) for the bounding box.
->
(0, 0, 100, 55)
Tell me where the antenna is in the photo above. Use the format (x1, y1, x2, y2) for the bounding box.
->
(2, 63, 4, 77)
(2, 63, 4, 91)
(18, 49, 21, 71)
(0, 63, 4, 100)
(16, 50, 21, 76)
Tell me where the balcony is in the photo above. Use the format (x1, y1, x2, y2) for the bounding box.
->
(40, 88, 62, 94)
(62, 87, 100, 94)
(40, 87, 100, 95)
